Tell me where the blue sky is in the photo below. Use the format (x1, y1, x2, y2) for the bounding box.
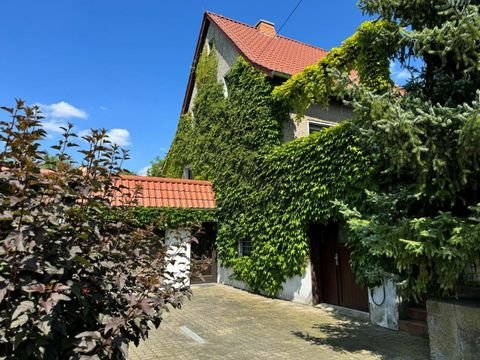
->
(0, 1, 409, 174)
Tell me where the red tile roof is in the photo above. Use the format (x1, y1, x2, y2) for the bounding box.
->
(181, 12, 330, 113)
(113, 175, 215, 209)
(207, 12, 328, 76)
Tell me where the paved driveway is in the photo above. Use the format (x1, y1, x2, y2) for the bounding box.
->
(129, 284, 429, 359)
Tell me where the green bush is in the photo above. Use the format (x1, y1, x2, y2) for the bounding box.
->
(0, 100, 190, 359)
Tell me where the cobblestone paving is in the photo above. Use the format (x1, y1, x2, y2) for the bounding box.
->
(129, 284, 429, 360)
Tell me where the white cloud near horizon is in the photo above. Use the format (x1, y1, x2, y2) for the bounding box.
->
(138, 166, 150, 176)
(107, 128, 131, 147)
(390, 61, 411, 84)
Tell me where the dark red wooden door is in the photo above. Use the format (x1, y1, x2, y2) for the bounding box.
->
(309, 222, 369, 312)
(337, 244, 369, 311)
(319, 224, 340, 306)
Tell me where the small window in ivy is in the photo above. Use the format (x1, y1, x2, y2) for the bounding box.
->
(183, 166, 193, 180)
(308, 120, 336, 134)
(238, 238, 252, 257)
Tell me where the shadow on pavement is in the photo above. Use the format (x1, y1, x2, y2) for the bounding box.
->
(292, 318, 428, 359)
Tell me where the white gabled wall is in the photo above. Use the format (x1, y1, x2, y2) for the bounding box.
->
(187, 21, 239, 114)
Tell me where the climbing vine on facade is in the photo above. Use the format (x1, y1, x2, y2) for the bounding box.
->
(274, 0, 480, 299)
(273, 20, 399, 116)
(166, 2, 480, 299)
(165, 44, 374, 295)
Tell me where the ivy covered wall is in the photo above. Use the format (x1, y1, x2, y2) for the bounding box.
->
(165, 3, 480, 302)
(164, 44, 373, 295)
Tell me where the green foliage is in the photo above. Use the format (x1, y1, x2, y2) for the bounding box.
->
(265, 0, 480, 300)
(166, 1, 480, 300)
(165, 49, 371, 295)
(146, 156, 165, 177)
(164, 54, 283, 181)
(273, 20, 399, 116)
(216, 122, 373, 295)
(163, 113, 196, 178)
(342, 198, 480, 300)
(339, 87, 480, 299)
(334, 1, 480, 300)
(195, 46, 219, 90)
(360, 0, 480, 105)
(40, 153, 59, 170)
(0, 100, 191, 358)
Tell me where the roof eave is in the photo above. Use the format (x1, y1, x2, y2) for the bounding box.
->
(181, 12, 290, 114)
(271, 70, 291, 79)
(181, 13, 211, 115)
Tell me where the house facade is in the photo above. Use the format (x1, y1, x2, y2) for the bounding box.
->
(171, 11, 398, 330)
(182, 12, 354, 144)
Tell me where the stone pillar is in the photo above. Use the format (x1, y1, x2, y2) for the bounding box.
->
(427, 299, 480, 360)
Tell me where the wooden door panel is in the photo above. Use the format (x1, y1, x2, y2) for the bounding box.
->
(308, 224, 323, 305)
(319, 224, 339, 306)
(309, 222, 369, 312)
(337, 245, 369, 311)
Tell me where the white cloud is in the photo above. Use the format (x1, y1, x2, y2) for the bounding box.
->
(42, 119, 68, 134)
(77, 129, 91, 138)
(107, 128, 131, 147)
(138, 166, 150, 176)
(390, 61, 411, 83)
(34, 101, 88, 135)
(39, 101, 88, 120)
(99, 106, 108, 111)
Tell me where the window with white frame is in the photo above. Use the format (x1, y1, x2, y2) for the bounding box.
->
(238, 238, 252, 257)
(308, 120, 337, 134)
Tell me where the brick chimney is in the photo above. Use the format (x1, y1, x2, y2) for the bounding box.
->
(255, 19, 276, 36)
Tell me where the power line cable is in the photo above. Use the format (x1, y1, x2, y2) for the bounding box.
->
(277, 0, 304, 35)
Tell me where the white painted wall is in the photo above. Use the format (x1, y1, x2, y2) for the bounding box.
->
(277, 261, 313, 304)
(217, 265, 247, 291)
(217, 261, 313, 305)
(165, 228, 192, 287)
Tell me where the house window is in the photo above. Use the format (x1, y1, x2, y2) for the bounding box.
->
(308, 120, 336, 134)
(238, 239, 252, 257)
(183, 166, 193, 180)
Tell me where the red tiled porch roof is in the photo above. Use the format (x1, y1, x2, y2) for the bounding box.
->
(114, 175, 215, 209)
